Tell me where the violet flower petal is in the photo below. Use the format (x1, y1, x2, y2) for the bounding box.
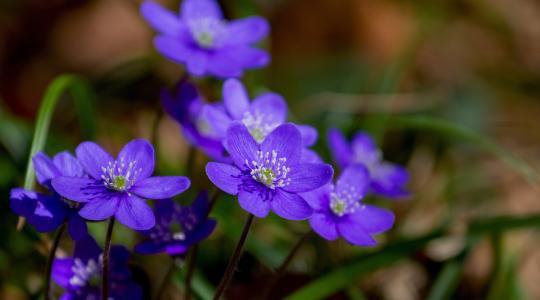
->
(225, 123, 258, 169)
(350, 205, 395, 234)
(309, 213, 339, 241)
(76, 141, 114, 180)
(271, 189, 313, 220)
(33, 152, 61, 187)
(223, 79, 250, 119)
(115, 194, 156, 230)
(140, 1, 185, 36)
(78, 195, 120, 221)
(250, 92, 287, 125)
(238, 189, 270, 218)
(225, 16, 269, 45)
(51, 177, 104, 203)
(336, 164, 370, 198)
(296, 124, 318, 147)
(327, 128, 354, 168)
(260, 124, 302, 166)
(53, 151, 85, 178)
(337, 218, 377, 246)
(284, 163, 333, 193)
(205, 162, 242, 195)
(131, 176, 191, 199)
(180, 0, 223, 22)
(117, 139, 155, 181)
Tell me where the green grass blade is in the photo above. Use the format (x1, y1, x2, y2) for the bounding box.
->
(175, 269, 215, 300)
(22, 74, 95, 191)
(285, 229, 445, 300)
(369, 115, 539, 185)
(426, 261, 462, 300)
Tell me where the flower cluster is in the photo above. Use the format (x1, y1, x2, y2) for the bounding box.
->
(9, 0, 411, 298)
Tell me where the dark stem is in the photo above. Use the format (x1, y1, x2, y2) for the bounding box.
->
(213, 214, 255, 300)
(150, 108, 163, 148)
(208, 189, 221, 213)
(44, 222, 66, 300)
(155, 260, 176, 300)
(184, 246, 198, 300)
(102, 218, 115, 300)
(261, 230, 311, 300)
(186, 146, 196, 178)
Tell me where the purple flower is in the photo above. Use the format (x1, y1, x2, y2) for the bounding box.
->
(328, 128, 409, 199)
(135, 192, 216, 256)
(51, 139, 191, 230)
(203, 78, 318, 146)
(161, 80, 227, 161)
(10, 151, 89, 240)
(206, 123, 333, 220)
(52, 237, 142, 300)
(141, 0, 270, 78)
(302, 165, 395, 246)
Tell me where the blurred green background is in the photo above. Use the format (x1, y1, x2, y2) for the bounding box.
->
(1, 0, 540, 299)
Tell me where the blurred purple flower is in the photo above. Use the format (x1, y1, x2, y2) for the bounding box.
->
(203, 79, 318, 146)
(141, 0, 270, 78)
(51, 139, 191, 230)
(161, 80, 227, 161)
(10, 151, 89, 240)
(135, 192, 216, 257)
(52, 237, 142, 300)
(302, 165, 395, 246)
(328, 129, 409, 199)
(206, 123, 333, 220)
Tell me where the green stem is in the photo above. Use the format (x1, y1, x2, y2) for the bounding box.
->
(44, 223, 66, 300)
(213, 214, 254, 300)
(185, 246, 198, 300)
(102, 218, 116, 300)
(155, 260, 176, 300)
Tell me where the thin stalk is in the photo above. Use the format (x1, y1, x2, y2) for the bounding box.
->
(155, 260, 176, 300)
(185, 246, 198, 300)
(102, 218, 116, 300)
(261, 230, 311, 300)
(44, 223, 66, 300)
(213, 214, 255, 300)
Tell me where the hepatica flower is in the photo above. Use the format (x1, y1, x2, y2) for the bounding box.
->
(302, 165, 395, 246)
(135, 192, 216, 256)
(52, 237, 142, 299)
(51, 139, 191, 230)
(10, 151, 89, 240)
(141, 0, 270, 77)
(206, 123, 333, 219)
(328, 128, 409, 199)
(203, 78, 318, 146)
(162, 79, 226, 160)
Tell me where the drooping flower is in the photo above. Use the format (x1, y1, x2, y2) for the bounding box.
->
(10, 151, 89, 240)
(206, 123, 333, 220)
(52, 237, 142, 299)
(51, 139, 191, 230)
(302, 165, 395, 246)
(135, 192, 216, 256)
(203, 79, 318, 146)
(328, 128, 409, 199)
(141, 0, 270, 78)
(161, 79, 227, 161)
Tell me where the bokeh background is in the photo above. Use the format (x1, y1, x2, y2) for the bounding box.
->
(1, 0, 540, 299)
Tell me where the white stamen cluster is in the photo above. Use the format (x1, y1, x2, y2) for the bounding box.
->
(69, 257, 102, 287)
(242, 111, 279, 143)
(247, 150, 291, 189)
(101, 158, 141, 191)
(330, 184, 363, 217)
(190, 18, 226, 49)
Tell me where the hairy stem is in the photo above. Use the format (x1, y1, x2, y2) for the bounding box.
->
(213, 214, 255, 300)
(102, 218, 115, 300)
(155, 259, 176, 300)
(44, 223, 66, 300)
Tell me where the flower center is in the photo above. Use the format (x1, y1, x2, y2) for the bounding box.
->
(101, 159, 141, 192)
(247, 150, 291, 189)
(242, 111, 279, 143)
(189, 18, 226, 49)
(329, 184, 362, 217)
(69, 257, 101, 287)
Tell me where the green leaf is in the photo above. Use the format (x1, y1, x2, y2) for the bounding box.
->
(426, 261, 463, 300)
(285, 229, 445, 300)
(469, 214, 540, 236)
(22, 74, 95, 192)
(368, 115, 539, 185)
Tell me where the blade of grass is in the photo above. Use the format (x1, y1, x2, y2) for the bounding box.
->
(175, 268, 215, 300)
(18, 74, 95, 228)
(285, 228, 446, 300)
(365, 115, 539, 185)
